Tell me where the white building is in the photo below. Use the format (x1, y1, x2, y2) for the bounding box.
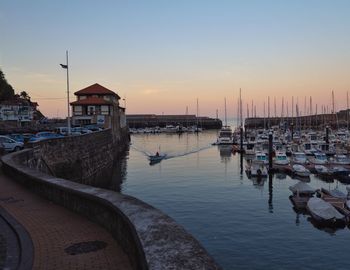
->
(0, 98, 38, 123)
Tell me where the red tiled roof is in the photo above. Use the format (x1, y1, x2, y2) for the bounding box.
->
(74, 83, 120, 99)
(70, 97, 112, 106)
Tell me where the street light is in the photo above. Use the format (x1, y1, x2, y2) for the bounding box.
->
(60, 50, 71, 135)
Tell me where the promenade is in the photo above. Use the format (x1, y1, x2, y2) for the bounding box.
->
(0, 169, 132, 270)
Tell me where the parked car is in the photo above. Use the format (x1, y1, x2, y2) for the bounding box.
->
(29, 132, 64, 142)
(71, 127, 93, 134)
(22, 133, 35, 143)
(0, 136, 24, 152)
(9, 134, 24, 143)
(54, 127, 69, 136)
(84, 125, 103, 132)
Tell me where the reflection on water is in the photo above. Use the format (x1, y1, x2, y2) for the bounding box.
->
(108, 131, 350, 269)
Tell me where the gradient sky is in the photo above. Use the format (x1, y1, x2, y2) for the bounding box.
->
(1, 0, 349, 118)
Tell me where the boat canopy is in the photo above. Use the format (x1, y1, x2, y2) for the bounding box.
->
(289, 181, 316, 195)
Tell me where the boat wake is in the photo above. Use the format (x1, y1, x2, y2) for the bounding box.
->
(131, 144, 213, 161)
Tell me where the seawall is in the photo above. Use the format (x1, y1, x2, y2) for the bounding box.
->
(2, 132, 221, 270)
(27, 128, 128, 185)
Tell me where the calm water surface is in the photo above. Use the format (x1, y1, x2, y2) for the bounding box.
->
(117, 131, 350, 270)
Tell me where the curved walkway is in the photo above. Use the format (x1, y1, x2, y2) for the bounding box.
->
(0, 169, 132, 270)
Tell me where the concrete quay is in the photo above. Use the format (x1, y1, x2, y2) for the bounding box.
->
(0, 169, 132, 270)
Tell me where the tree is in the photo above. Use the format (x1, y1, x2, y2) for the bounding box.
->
(0, 69, 15, 101)
(19, 90, 30, 101)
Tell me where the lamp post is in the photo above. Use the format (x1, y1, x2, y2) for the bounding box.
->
(60, 50, 71, 135)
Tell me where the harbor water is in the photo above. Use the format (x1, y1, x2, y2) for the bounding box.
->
(113, 130, 350, 270)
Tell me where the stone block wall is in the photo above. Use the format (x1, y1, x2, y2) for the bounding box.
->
(27, 128, 129, 185)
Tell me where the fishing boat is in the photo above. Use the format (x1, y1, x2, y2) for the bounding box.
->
(307, 197, 346, 226)
(292, 164, 311, 178)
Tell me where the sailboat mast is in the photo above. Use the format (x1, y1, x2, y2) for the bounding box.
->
(268, 96, 270, 129)
(347, 91, 349, 130)
(224, 97, 227, 126)
(239, 88, 243, 127)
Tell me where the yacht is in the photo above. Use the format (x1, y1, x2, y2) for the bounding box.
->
(309, 152, 328, 165)
(216, 126, 233, 145)
(292, 152, 308, 164)
(273, 151, 289, 165)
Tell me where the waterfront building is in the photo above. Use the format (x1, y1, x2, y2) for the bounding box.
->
(0, 97, 39, 125)
(70, 83, 126, 130)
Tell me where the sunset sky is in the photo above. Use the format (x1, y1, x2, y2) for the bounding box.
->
(1, 0, 349, 119)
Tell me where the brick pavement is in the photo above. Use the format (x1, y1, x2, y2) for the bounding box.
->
(0, 169, 132, 270)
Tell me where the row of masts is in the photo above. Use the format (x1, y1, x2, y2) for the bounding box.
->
(235, 90, 350, 129)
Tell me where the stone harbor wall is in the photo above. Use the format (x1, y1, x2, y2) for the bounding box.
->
(26, 128, 129, 185)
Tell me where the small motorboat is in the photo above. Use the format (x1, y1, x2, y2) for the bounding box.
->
(148, 153, 167, 164)
(321, 188, 347, 199)
(330, 166, 350, 177)
(292, 164, 311, 178)
(332, 154, 350, 165)
(307, 197, 346, 226)
(289, 181, 316, 196)
(314, 165, 333, 178)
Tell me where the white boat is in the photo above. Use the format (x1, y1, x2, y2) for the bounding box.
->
(300, 142, 317, 156)
(244, 143, 256, 156)
(314, 165, 331, 176)
(321, 188, 347, 199)
(332, 154, 350, 165)
(330, 166, 350, 177)
(216, 126, 233, 145)
(307, 197, 345, 225)
(254, 151, 268, 164)
(273, 151, 289, 165)
(309, 152, 328, 165)
(292, 164, 310, 177)
(246, 162, 268, 178)
(289, 181, 316, 195)
(292, 152, 308, 164)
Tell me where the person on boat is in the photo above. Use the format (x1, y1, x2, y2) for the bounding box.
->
(156, 151, 159, 157)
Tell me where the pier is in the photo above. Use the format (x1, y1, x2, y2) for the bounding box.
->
(127, 114, 222, 129)
(245, 109, 350, 129)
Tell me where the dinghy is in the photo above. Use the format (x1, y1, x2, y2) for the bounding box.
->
(292, 164, 311, 178)
(307, 197, 345, 226)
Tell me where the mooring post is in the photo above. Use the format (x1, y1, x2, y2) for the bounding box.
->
(268, 131, 273, 172)
(326, 126, 329, 144)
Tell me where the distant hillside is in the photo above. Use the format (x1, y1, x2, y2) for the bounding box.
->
(0, 68, 15, 101)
